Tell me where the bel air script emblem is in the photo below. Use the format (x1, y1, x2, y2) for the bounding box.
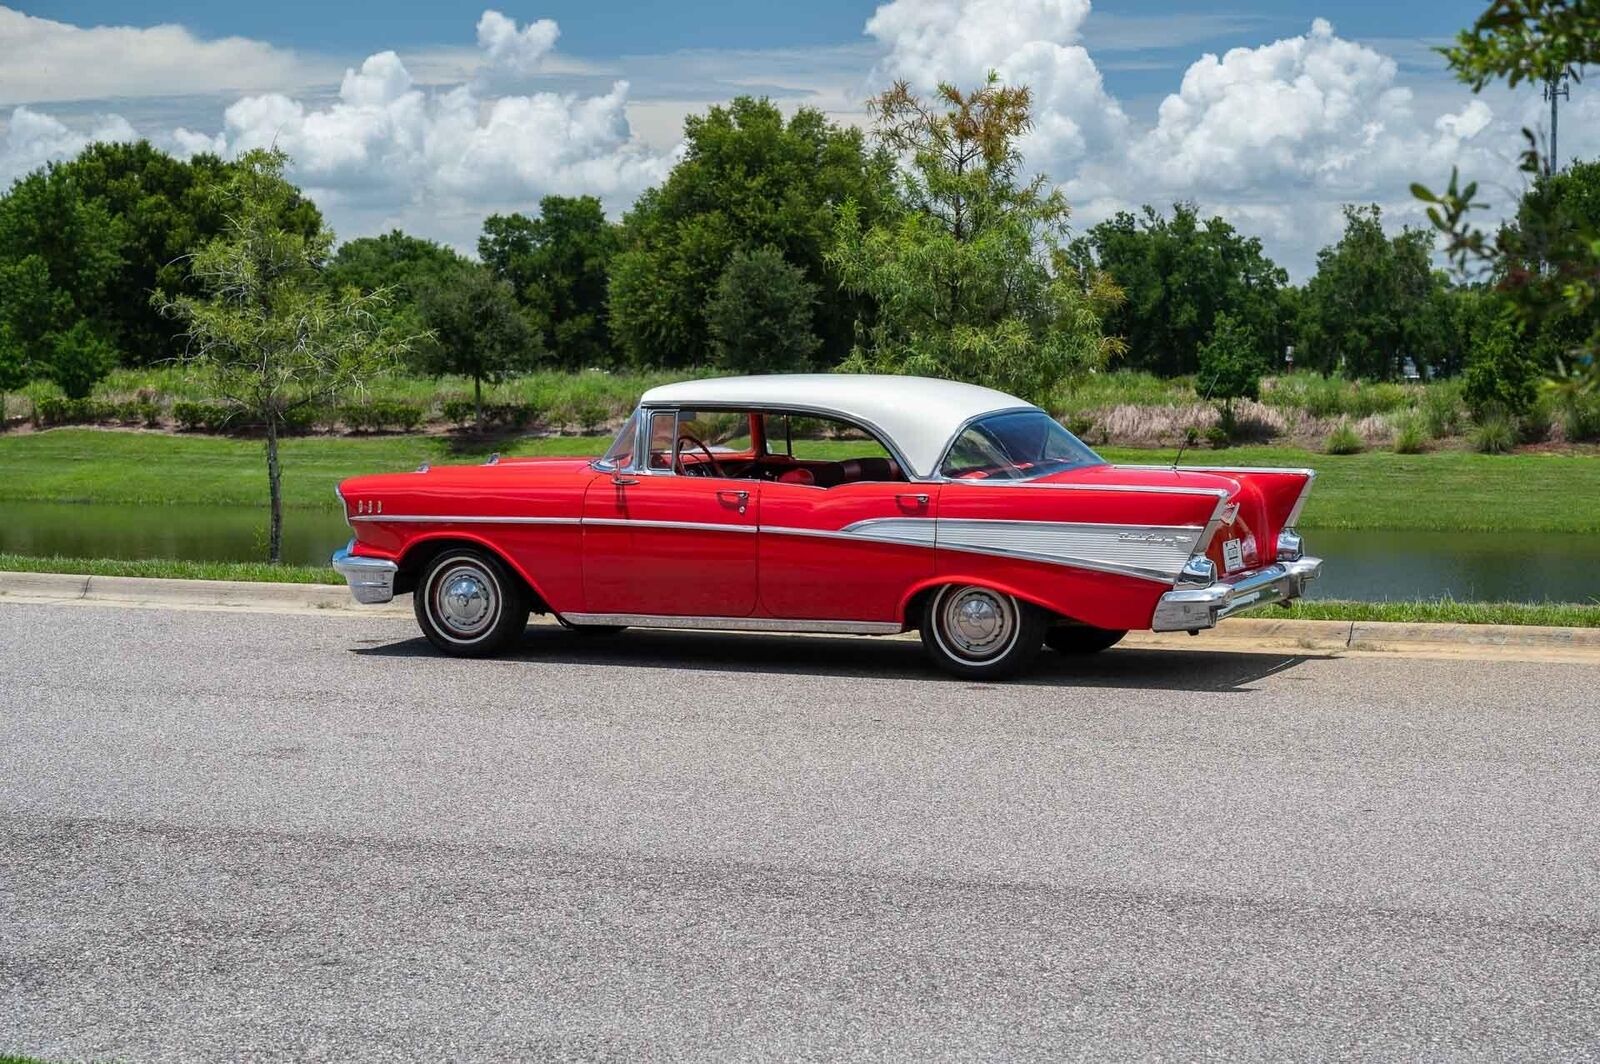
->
(1117, 531, 1184, 546)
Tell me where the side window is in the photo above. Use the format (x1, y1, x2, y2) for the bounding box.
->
(599, 410, 640, 470)
(758, 412, 903, 486)
(646, 411, 677, 470)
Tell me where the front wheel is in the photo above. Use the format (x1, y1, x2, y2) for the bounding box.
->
(413, 548, 530, 657)
(920, 585, 1045, 680)
(1044, 625, 1127, 655)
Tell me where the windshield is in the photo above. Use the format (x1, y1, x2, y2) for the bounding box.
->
(940, 410, 1105, 481)
(596, 409, 641, 470)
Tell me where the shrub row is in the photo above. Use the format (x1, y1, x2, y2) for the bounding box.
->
(337, 400, 425, 433)
(34, 396, 161, 428)
(440, 399, 538, 428)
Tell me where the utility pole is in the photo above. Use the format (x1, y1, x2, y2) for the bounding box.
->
(1544, 73, 1571, 174)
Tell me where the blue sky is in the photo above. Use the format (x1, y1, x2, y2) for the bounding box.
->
(0, 1, 1586, 277)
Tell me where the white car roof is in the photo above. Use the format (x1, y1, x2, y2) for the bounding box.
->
(638, 374, 1033, 478)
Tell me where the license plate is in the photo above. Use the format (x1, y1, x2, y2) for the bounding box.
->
(1222, 539, 1245, 573)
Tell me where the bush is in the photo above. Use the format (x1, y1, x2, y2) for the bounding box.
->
(1463, 314, 1540, 420)
(1064, 414, 1094, 439)
(1203, 425, 1232, 449)
(41, 322, 118, 400)
(173, 400, 230, 432)
(1324, 421, 1364, 455)
(32, 396, 122, 426)
(338, 400, 425, 433)
(440, 398, 535, 430)
(1471, 413, 1516, 454)
(1421, 380, 1465, 438)
(1391, 412, 1427, 454)
(1345, 382, 1411, 418)
(1560, 393, 1600, 442)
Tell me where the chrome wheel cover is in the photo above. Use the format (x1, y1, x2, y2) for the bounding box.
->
(934, 586, 1019, 662)
(429, 561, 500, 641)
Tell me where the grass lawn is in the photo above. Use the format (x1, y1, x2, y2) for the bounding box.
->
(0, 552, 333, 584)
(0, 430, 1597, 533)
(1261, 599, 1600, 628)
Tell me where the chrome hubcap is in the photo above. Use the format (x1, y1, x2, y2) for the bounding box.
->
(432, 563, 497, 638)
(939, 587, 1015, 660)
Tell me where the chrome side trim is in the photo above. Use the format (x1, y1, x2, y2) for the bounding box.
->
(558, 612, 902, 635)
(1151, 556, 1323, 632)
(331, 540, 399, 605)
(938, 479, 1230, 498)
(348, 514, 580, 525)
(583, 518, 756, 534)
(846, 516, 1205, 584)
(1116, 464, 1318, 477)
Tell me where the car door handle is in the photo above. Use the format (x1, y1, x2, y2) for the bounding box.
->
(718, 489, 750, 512)
(897, 493, 930, 506)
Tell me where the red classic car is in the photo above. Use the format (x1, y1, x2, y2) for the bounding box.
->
(332, 374, 1322, 678)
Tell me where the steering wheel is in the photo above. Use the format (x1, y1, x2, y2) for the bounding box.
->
(675, 433, 724, 478)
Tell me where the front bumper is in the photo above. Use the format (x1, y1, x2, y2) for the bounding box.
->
(1151, 556, 1323, 633)
(331, 540, 399, 605)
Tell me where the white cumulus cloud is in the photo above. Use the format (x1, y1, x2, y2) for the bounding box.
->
(0, 4, 321, 105)
(475, 10, 560, 78)
(865, 0, 1129, 172)
(1, 106, 137, 182)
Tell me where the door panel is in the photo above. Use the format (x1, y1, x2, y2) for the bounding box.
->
(582, 474, 759, 616)
(758, 483, 937, 621)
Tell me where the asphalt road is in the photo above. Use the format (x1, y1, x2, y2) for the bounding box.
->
(2, 601, 1598, 1062)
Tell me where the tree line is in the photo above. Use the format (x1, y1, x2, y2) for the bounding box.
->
(3, 75, 1597, 423)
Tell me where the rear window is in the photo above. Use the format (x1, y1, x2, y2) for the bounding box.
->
(940, 411, 1105, 480)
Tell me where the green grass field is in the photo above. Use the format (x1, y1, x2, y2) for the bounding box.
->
(1, 430, 1596, 533)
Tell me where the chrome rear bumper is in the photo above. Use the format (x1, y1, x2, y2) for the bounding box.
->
(331, 540, 399, 604)
(1151, 556, 1322, 632)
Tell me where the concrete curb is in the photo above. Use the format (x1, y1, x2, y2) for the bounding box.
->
(3, 569, 1598, 657)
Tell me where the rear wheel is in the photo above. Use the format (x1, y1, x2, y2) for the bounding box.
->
(413, 548, 530, 657)
(1044, 625, 1127, 655)
(920, 585, 1045, 680)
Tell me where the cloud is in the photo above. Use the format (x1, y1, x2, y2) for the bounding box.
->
(1, 106, 136, 182)
(166, 15, 673, 245)
(475, 10, 560, 78)
(866, 0, 1128, 172)
(0, 5, 323, 105)
(857, 3, 1537, 277)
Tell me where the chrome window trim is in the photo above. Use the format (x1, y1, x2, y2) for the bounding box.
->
(558, 612, 901, 635)
(637, 400, 921, 482)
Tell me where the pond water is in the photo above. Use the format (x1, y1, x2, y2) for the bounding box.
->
(2, 500, 1597, 604)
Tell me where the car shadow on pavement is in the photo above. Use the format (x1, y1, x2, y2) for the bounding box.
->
(353, 626, 1324, 693)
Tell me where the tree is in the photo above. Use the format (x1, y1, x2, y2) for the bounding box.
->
(0, 322, 24, 430)
(1463, 308, 1542, 420)
(0, 168, 123, 393)
(609, 96, 895, 367)
(705, 246, 822, 373)
(43, 320, 118, 399)
(1068, 203, 1288, 377)
(159, 149, 405, 564)
(827, 76, 1124, 403)
(480, 197, 618, 368)
(1296, 205, 1446, 379)
(1196, 312, 1265, 437)
(415, 265, 541, 429)
(1415, 0, 1600, 391)
(0, 141, 326, 368)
